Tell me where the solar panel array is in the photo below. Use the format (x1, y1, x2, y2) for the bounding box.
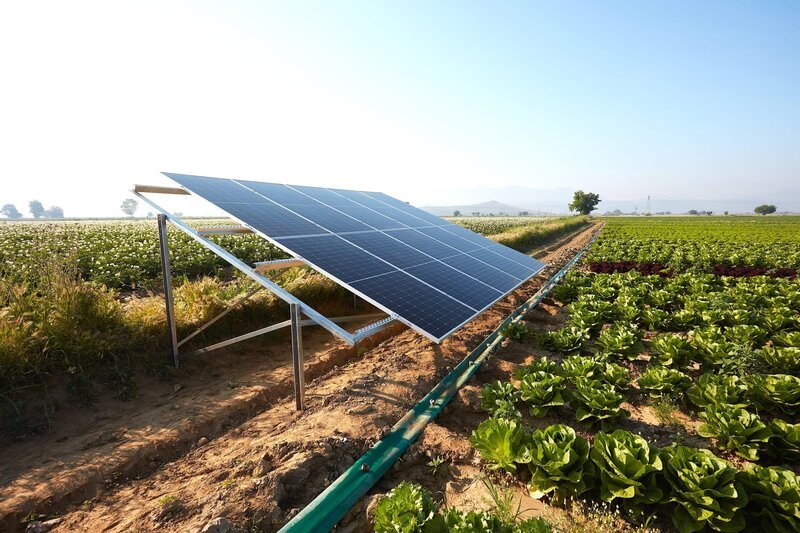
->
(164, 173, 545, 342)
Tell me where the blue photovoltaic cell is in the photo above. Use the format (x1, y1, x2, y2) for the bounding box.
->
(350, 271, 476, 340)
(385, 228, 463, 258)
(283, 203, 373, 233)
(416, 226, 483, 253)
(334, 204, 408, 230)
(468, 247, 538, 280)
(214, 202, 325, 237)
(274, 234, 396, 283)
(441, 253, 525, 291)
(405, 261, 502, 311)
(341, 231, 433, 270)
(486, 243, 545, 269)
(163, 173, 545, 342)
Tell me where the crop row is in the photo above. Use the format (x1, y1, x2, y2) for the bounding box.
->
(589, 216, 800, 270)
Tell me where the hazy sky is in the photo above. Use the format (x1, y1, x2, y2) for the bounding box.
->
(1, 1, 798, 217)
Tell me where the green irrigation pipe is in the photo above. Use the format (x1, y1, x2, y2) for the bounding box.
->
(279, 228, 600, 533)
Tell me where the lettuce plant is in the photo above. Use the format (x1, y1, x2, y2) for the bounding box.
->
(698, 404, 771, 461)
(636, 366, 691, 398)
(569, 377, 629, 430)
(758, 346, 800, 374)
(691, 327, 738, 367)
(724, 324, 767, 349)
(687, 373, 748, 409)
(537, 326, 589, 354)
(766, 419, 800, 463)
(641, 308, 672, 331)
(664, 446, 748, 533)
(568, 308, 605, 332)
(442, 508, 509, 533)
(748, 374, 800, 415)
(526, 424, 595, 500)
(772, 330, 800, 348)
(374, 481, 443, 533)
(760, 306, 797, 333)
(648, 333, 695, 367)
(598, 361, 630, 390)
(589, 430, 665, 516)
(738, 464, 800, 533)
(514, 357, 558, 380)
(517, 371, 566, 417)
(470, 418, 530, 473)
(595, 322, 643, 360)
(559, 355, 602, 382)
(480, 381, 521, 420)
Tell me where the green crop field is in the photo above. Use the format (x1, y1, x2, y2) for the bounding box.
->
(445, 214, 800, 533)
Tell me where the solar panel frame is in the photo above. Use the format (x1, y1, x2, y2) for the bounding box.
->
(163, 172, 545, 342)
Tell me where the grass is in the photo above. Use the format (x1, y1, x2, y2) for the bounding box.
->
(490, 216, 589, 253)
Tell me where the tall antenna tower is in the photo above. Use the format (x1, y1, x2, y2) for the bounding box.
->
(646, 195, 651, 215)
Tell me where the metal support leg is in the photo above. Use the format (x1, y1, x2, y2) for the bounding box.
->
(158, 214, 180, 368)
(290, 303, 305, 410)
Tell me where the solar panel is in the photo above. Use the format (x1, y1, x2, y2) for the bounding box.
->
(163, 173, 546, 342)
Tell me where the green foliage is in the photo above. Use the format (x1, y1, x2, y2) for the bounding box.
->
(526, 424, 595, 500)
(753, 204, 777, 215)
(597, 361, 630, 391)
(766, 419, 800, 463)
(748, 374, 800, 415)
(569, 190, 601, 216)
(636, 366, 691, 398)
(648, 333, 695, 367)
(664, 446, 748, 533)
(691, 327, 739, 368)
(595, 323, 643, 360)
(772, 330, 800, 348)
(517, 371, 565, 417)
(537, 326, 589, 354)
(758, 346, 800, 374)
(698, 405, 771, 461)
(514, 357, 558, 380)
(569, 377, 629, 430)
(724, 325, 767, 349)
(559, 355, 602, 382)
(738, 464, 800, 533)
(589, 430, 665, 516)
(374, 482, 443, 533)
(687, 373, 749, 409)
(501, 321, 534, 342)
(480, 381, 521, 420)
(469, 418, 530, 473)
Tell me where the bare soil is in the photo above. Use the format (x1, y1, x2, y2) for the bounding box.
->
(1, 223, 602, 532)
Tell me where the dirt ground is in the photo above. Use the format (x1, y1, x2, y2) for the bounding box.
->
(1, 223, 601, 532)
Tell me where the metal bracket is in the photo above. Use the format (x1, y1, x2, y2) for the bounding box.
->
(254, 258, 307, 272)
(353, 315, 399, 342)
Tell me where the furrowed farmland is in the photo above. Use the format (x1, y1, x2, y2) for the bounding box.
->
(2, 215, 799, 533)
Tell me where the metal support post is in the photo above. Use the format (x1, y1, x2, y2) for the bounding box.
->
(290, 303, 305, 410)
(158, 214, 180, 367)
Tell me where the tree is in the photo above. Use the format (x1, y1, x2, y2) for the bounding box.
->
(1, 204, 23, 218)
(754, 204, 776, 215)
(29, 200, 44, 218)
(568, 190, 601, 215)
(452, 210, 461, 217)
(688, 210, 699, 215)
(518, 211, 529, 216)
(44, 206, 64, 218)
(121, 198, 138, 217)
(724, 211, 729, 216)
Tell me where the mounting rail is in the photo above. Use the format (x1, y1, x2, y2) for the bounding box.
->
(132, 184, 398, 410)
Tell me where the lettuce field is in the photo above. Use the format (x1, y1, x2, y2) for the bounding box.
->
(376, 216, 800, 532)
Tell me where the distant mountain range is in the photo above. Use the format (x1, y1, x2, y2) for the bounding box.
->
(420, 186, 800, 215)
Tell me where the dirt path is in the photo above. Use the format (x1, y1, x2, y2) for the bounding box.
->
(6, 223, 601, 532)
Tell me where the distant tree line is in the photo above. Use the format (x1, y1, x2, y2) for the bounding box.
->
(0, 200, 64, 219)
